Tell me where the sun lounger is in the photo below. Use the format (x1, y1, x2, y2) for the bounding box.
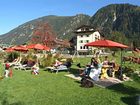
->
(46, 65, 69, 74)
(52, 65, 69, 73)
(46, 67, 55, 70)
(46, 61, 72, 74)
(8, 57, 22, 66)
(13, 64, 32, 71)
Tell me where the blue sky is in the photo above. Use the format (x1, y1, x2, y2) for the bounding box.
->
(0, 0, 140, 35)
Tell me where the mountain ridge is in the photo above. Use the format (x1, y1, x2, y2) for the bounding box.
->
(0, 3, 140, 47)
(0, 14, 90, 45)
(89, 3, 140, 47)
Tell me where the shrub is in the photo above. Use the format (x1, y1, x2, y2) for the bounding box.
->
(26, 52, 37, 62)
(53, 53, 61, 59)
(40, 54, 53, 68)
(46, 54, 53, 66)
(66, 58, 73, 63)
(6, 52, 19, 62)
(0, 52, 7, 62)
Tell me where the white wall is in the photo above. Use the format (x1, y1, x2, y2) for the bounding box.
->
(76, 31, 100, 52)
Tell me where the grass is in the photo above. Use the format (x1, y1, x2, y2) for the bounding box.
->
(0, 52, 140, 105)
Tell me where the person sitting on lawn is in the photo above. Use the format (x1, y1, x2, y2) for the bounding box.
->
(80, 57, 100, 77)
(100, 56, 114, 79)
(102, 56, 109, 65)
(4, 61, 10, 78)
(79, 64, 92, 77)
(90, 57, 99, 68)
(89, 61, 102, 81)
(80, 58, 102, 81)
(31, 63, 39, 75)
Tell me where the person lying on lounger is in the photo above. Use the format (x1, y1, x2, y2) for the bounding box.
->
(54, 59, 62, 68)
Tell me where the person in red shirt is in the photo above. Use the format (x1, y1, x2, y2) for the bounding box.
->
(5, 63, 10, 78)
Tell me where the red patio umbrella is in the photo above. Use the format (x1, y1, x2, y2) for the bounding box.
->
(26, 44, 50, 51)
(85, 39, 129, 77)
(5, 47, 14, 52)
(14, 45, 28, 51)
(44, 46, 51, 51)
(85, 39, 128, 48)
(26, 44, 44, 50)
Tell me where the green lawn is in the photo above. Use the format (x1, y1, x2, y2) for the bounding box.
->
(0, 54, 140, 105)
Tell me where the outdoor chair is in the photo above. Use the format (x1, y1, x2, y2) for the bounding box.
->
(47, 61, 72, 74)
(13, 64, 33, 70)
(51, 65, 69, 73)
(14, 61, 36, 71)
(8, 57, 22, 66)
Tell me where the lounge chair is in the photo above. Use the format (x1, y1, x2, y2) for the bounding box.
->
(47, 61, 72, 74)
(8, 57, 22, 66)
(14, 64, 32, 70)
(51, 65, 69, 73)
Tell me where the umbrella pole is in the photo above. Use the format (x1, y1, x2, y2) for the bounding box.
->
(120, 49, 123, 78)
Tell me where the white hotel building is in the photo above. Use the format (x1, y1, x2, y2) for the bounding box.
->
(74, 25, 101, 54)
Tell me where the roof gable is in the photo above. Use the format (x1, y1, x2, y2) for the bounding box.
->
(74, 25, 95, 33)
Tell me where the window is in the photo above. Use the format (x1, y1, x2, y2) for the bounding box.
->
(83, 46, 89, 49)
(80, 46, 82, 49)
(80, 35, 83, 37)
(84, 40, 88, 43)
(95, 37, 98, 41)
(85, 28, 89, 31)
(79, 40, 83, 43)
(86, 35, 89, 37)
(86, 40, 89, 43)
(83, 46, 86, 49)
